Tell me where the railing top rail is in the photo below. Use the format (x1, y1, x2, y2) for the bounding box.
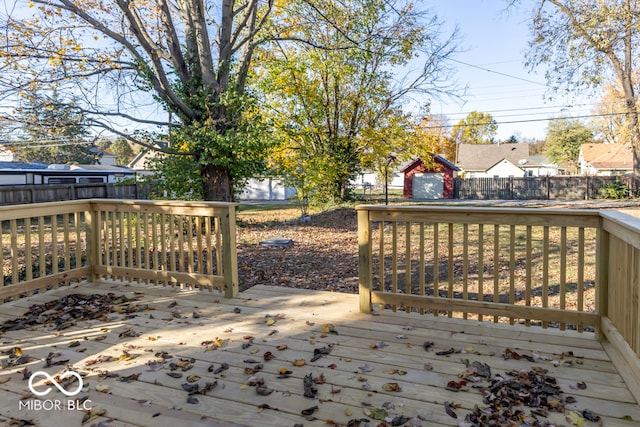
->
(88, 199, 238, 208)
(356, 204, 602, 227)
(0, 199, 91, 220)
(88, 199, 238, 216)
(600, 209, 640, 249)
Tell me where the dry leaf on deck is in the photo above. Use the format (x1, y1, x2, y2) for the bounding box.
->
(382, 382, 402, 392)
(444, 401, 458, 418)
(566, 411, 587, 427)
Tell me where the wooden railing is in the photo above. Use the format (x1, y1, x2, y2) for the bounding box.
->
(0, 199, 238, 302)
(357, 205, 640, 369)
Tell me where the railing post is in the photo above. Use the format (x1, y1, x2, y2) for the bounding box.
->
(85, 201, 99, 282)
(595, 224, 610, 341)
(220, 204, 239, 298)
(357, 208, 372, 313)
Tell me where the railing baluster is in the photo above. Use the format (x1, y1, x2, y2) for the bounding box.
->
(169, 214, 176, 284)
(215, 216, 222, 275)
(196, 216, 203, 276)
(391, 221, 398, 311)
(378, 223, 384, 292)
(509, 224, 515, 325)
(419, 222, 425, 315)
(448, 223, 454, 318)
(463, 223, 469, 320)
(205, 217, 213, 277)
(25, 218, 32, 283)
(560, 226, 567, 330)
(543, 226, 549, 328)
(51, 214, 58, 276)
(478, 223, 484, 321)
(160, 214, 167, 284)
(578, 227, 585, 332)
(405, 221, 411, 312)
(433, 223, 439, 316)
(135, 212, 142, 283)
(10, 219, 18, 287)
(525, 225, 532, 327)
(493, 224, 499, 323)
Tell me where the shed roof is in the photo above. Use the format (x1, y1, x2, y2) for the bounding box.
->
(401, 154, 460, 173)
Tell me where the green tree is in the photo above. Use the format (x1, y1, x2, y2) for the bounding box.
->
(0, 0, 277, 201)
(520, 0, 640, 173)
(14, 93, 97, 164)
(450, 111, 497, 144)
(545, 118, 594, 174)
(259, 0, 459, 203)
(110, 138, 135, 165)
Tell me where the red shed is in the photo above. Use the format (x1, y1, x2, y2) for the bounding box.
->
(402, 155, 460, 199)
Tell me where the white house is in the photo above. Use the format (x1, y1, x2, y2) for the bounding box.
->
(485, 159, 527, 177)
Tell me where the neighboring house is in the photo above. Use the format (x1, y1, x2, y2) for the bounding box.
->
(127, 148, 161, 177)
(456, 143, 557, 177)
(98, 152, 117, 166)
(579, 143, 633, 175)
(402, 155, 460, 199)
(485, 158, 527, 178)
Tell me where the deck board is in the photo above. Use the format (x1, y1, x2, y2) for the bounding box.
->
(0, 281, 638, 427)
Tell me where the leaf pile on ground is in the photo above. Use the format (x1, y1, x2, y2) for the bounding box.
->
(237, 207, 359, 292)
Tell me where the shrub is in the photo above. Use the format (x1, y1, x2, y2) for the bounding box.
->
(599, 179, 629, 199)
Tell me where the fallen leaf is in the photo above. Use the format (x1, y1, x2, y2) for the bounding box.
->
(292, 359, 306, 366)
(382, 382, 402, 392)
(276, 344, 288, 351)
(95, 383, 110, 393)
(444, 401, 457, 418)
(566, 411, 587, 427)
(363, 407, 388, 420)
(301, 406, 318, 416)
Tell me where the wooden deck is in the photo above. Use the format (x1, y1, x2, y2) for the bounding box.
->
(0, 282, 638, 427)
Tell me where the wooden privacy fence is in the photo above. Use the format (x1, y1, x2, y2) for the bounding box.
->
(0, 182, 155, 206)
(454, 175, 640, 200)
(357, 205, 640, 381)
(0, 199, 239, 302)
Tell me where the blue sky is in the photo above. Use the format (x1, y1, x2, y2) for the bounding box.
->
(418, 0, 596, 141)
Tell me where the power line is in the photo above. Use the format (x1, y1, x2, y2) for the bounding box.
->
(421, 111, 629, 130)
(444, 57, 548, 87)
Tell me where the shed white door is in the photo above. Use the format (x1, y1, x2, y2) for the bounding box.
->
(413, 173, 444, 199)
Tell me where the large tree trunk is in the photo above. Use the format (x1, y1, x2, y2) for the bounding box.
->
(201, 163, 233, 202)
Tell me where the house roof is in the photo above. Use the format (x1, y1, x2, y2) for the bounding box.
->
(580, 143, 633, 170)
(456, 143, 536, 171)
(401, 154, 460, 173)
